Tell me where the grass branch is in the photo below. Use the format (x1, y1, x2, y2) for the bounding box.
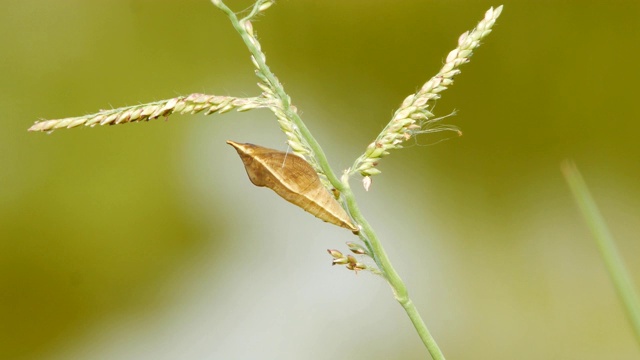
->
(30, 2, 504, 358)
(28, 94, 271, 132)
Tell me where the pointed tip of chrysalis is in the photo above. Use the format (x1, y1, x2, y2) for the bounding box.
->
(226, 140, 256, 155)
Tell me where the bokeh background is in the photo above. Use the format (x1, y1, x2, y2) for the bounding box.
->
(1, 0, 639, 359)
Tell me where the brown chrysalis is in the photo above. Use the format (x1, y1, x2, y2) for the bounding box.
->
(227, 140, 358, 233)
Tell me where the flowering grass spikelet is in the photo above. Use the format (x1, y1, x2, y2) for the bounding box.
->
(351, 5, 503, 189)
(28, 94, 271, 133)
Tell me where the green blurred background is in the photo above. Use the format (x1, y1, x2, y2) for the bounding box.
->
(1, 0, 639, 359)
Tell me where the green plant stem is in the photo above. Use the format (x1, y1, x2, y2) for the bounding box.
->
(562, 160, 640, 346)
(341, 180, 445, 359)
(213, 1, 446, 358)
